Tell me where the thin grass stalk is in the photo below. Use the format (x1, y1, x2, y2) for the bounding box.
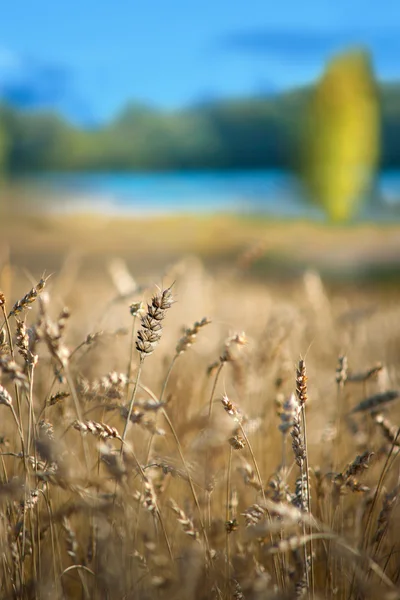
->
(301, 405, 314, 599)
(334, 378, 345, 471)
(126, 443, 174, 562)
(363, 427, 400, 550)
(1, 304, 26, 461)
(144, 353, 178, 462)
(26, 364, 37, 455)
(126, 315, 137, 404)
(36, 493, 41, 599)
(7, 403, 25, 448)
(161, 408, 212, 560)
(238, 423, 282, 588)
(1, 304, 32, 589)
(225, 445, 233, 599)
(281, 433, 287, 470)
(40, 374, 58, 422)
(64, 367, 90, 473)
(134, 354, 178, 543)
(333, 378, 344, 600)
(347, 427, 400, 599)
(37, 489, 59, 597)
(365, 441, 400, 584)
(60, 565, 94, 597)
(28, 509, 38, 596)
(121, 357, 144, 450)
(295, 359, 314, 599)
(208, 363, 224, 419)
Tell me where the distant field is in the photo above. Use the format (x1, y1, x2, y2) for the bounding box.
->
(1, 211, 400, 286)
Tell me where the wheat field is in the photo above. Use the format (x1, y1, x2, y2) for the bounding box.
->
(0, 218, 399, 600)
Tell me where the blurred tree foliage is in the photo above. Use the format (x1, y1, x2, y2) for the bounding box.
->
(0, 111, 8, 174)
(0, 81, 399, 175)
(297, 50, 380, 222)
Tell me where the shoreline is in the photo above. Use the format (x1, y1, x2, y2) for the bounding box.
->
(7, 168, 400, 222)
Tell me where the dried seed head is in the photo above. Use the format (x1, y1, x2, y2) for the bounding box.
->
(296, 360, 308, 406)
(142, 477, 157, 514)
(130, 301, 145, 317)
(292, 473, 309, 512)
(49, 391, 70, 406)
(266, 535, 312, 554)
(9, 275, 50, 316)
(268, 470, 293, 503)
(136, 286, 174, 358)
(229, 432, 246, 450)
(62, 517, 79, 561)
(221, 332, 248, 362)
(336, 355, 348, 385)
(242, 503, 266, 527)
(15, 318, 38, 366)
(350, 391, 399, 414)
(152, 286, 174, 310)
(176, 317, 211, 355)
(207, 360, 220, 376)
(345, 478, 370, 493)
(374, 486, 399, 544)
(0, 329, 9, 356)
(374, 414, 400, 446)
(233, 580, 245, 600)
(81, 371, 128, 401)
(169, 499, 199, 540)
(279, 393, 300, 434)
(85, 331, 104, 346)
(0, 357, 28, 388)
(208, 332, 248, 373)
(221, 395, 242, 422)
(136, 398, 167, 412)
(38, 420, 55, 441)
(73, 420, 122, 441)
(57, 307, 70, 335)
(291, 407, 306, 468)
(20, 489, 39, 514)
(0, 384, 12, 407)
(347, 363, 383, 383)
(237, 463, 262, 492)
(120, 404, 145, 425)
(343, 451, 374, 480)
(40, 307, 70, 368)
(100, 443, 127, 479)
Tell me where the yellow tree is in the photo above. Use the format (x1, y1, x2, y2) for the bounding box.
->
(299, 49, 380, 222)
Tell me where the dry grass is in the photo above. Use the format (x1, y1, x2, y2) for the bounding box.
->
(0, 223, 400, 599)
(2, 211, 400, 279)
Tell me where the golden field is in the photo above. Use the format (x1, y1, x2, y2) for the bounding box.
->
(0, 211, 399, 599)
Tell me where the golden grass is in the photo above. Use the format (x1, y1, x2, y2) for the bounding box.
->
(0, 216, 399, 599)
(2, 212, 400, 278)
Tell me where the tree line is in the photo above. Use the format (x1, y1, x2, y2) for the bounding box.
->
(0, 83, 399, 174)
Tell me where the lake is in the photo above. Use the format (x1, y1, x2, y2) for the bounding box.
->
(21, 169, 400, 221)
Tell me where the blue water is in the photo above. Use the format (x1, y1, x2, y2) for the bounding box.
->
(25, 169, 400, 220)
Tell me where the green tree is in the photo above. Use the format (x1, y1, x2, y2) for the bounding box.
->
(0, 112, 8, 174)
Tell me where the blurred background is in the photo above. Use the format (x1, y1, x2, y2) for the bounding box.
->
(0, 0, 400, 281)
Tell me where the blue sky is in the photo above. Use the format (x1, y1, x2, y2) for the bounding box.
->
(0, 0, 399, 123)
